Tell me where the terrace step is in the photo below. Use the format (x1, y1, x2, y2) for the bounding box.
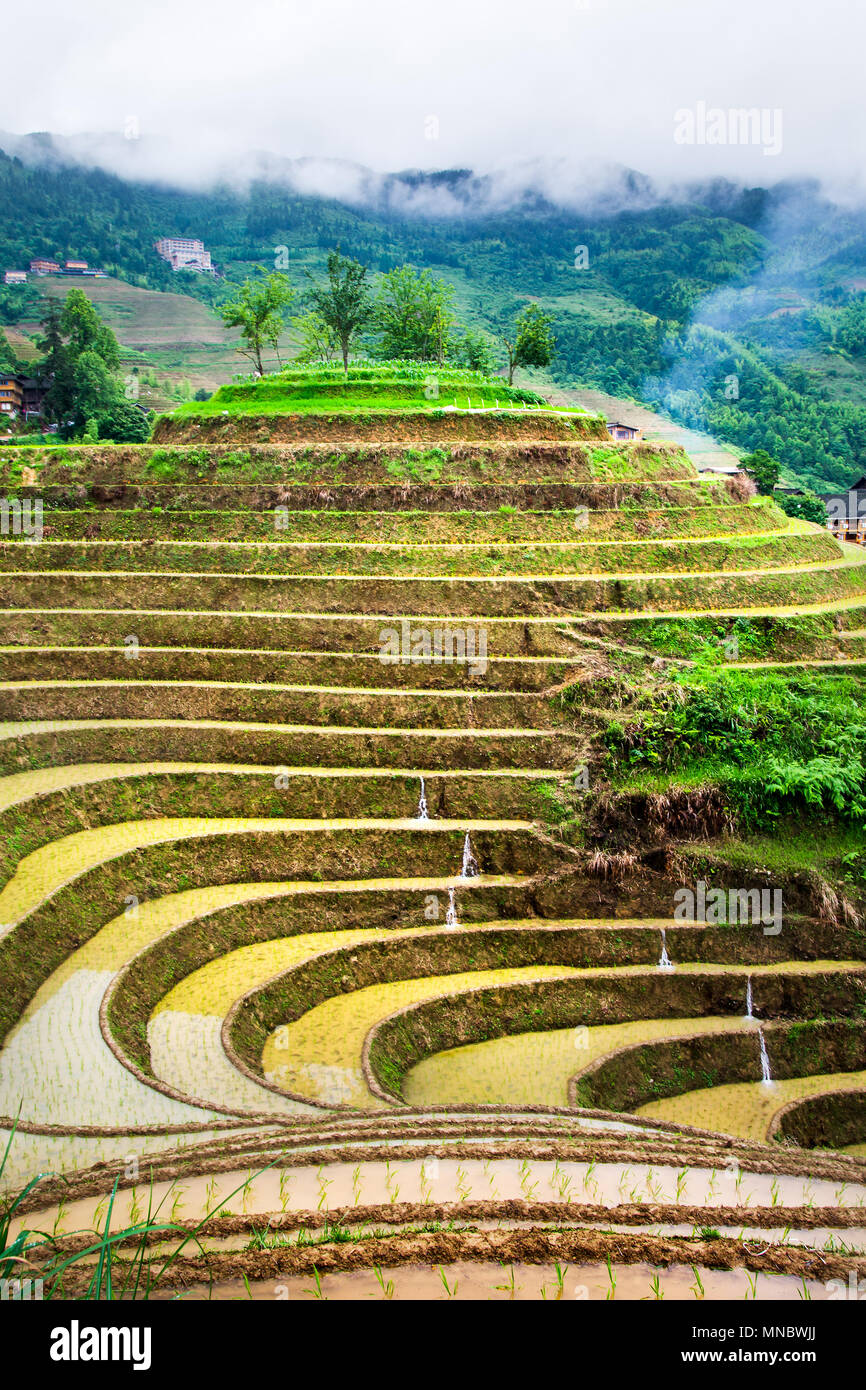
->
(9, 478, 740, 512)
(5, 604, 865, 654)
(0, 770, 570, 872)
(638, 1068, 866, 1142)
(0, 718, 585, 772)
(0, 680, 587, 729)
(240, 960, 866, 1110)
(0, 645, 588, 691)
(21, 503, 781, 542)
(4, 553, 865, 616)
(0, 530, 831, 577)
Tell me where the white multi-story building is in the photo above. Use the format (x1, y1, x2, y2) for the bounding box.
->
(155, 237, 216, 274)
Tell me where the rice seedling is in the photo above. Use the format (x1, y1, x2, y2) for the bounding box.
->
(241, 1171, 254, 1214)
(798, 1278, 812, 1301)
(744, 1270, 758, 1299)
(495, 1263, 518, 1297)
(605, 1254, 617, 1301)
(127, 1184, 141, 1228)
(648, 1273, 664, 1301)
(385, 1161, 400, 1204)
(483, 1158, 499, 1199)
(455, 1166, 471, 1201)
(374, 1264, 394, 1300)
(518, 1160, 537, 1202)
(316, 1165, 333, 1212)
(690, 1264, 705, 1299)
(279, 1170, 292, 1212)
(304, 1266, 327, 1300)
(419, 1170, 433, 1206)
(437, 1265, 458, 1298)
(351, 1165, 362, 1206)
(675, 1168, 688, 1203)
(52, 1200, 68, 1239)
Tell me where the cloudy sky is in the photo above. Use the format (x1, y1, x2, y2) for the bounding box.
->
(1, 0, 863, 193)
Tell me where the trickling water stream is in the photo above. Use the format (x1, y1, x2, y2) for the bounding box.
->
(416, 776, 429, 821)
(461, 832, 479, 879)
(759, 1028, 774, 1085)
(658, 929, 674, 971)
(744, 977, 755, 1021)
(445, 887, 458, 930)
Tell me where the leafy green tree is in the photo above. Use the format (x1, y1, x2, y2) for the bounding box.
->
(219, 272, 294, 375)
(38, 302, 77, 425)
(741, 448, 781, 495)
(450, 329, 496, 375)
(60, 288, 120, 371)
(777, 491, 828, 525)
(36, 291, 145, 439)
(291, 308, 340, 364)
(374, 267, 456, 363)
(501, 304, 556, 385)
(308, 252, 372, 373)
(94, 398, 151, 442)
(73, 349, 117, 419)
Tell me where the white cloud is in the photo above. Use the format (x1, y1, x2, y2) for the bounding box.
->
(0, 0, 863, 191)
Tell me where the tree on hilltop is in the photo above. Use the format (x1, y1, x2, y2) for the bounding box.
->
(741, 448, 781, 495)
(291, 308, 341, 364)
(500, 304, 556, 385)
(307, 252, 373, 374)
(373, 266, 456, 364)
(37, 292, 147, 440)
(219, 271, 294, 375)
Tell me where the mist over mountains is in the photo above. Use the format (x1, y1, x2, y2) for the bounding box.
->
(0, 127, 852, 229)
(2, 129, 866, 494)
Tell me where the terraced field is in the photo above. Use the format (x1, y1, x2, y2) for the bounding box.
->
(2, 364, 865, 1300)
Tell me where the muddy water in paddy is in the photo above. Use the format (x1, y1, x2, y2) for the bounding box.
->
(404, 1015, 752, 1109)
(639, 1071, 866, 1141)
(152, 1261, 831, 1302)
(16, 1157, 866, 1242)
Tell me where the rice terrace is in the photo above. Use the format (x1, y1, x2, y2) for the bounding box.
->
(1, 359, 866, 1307)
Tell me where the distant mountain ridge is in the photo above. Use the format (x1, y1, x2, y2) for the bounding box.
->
(1, 132, 866, 491)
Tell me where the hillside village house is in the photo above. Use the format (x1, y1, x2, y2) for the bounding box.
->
(3, 271, 26, 285)
(0, 376, 23, 416)
(606, 421, 642, 441)
(30, 259, 61, 275)
(0, 375, 47, 422)
(155, 237, 216, 274)
(825, 476, 866, 545)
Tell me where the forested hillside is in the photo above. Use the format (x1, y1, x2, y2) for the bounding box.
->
(2, 144, 866, 490)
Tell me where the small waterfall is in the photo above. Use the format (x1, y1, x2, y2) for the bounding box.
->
(416, 776, 429, 821)
(445, 887, 458, 930)
(461, 832, 479, 879)
(658, 928, 674, 971)
(758, 1029, 773, 1085)
(744, 977, 755, 1021)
